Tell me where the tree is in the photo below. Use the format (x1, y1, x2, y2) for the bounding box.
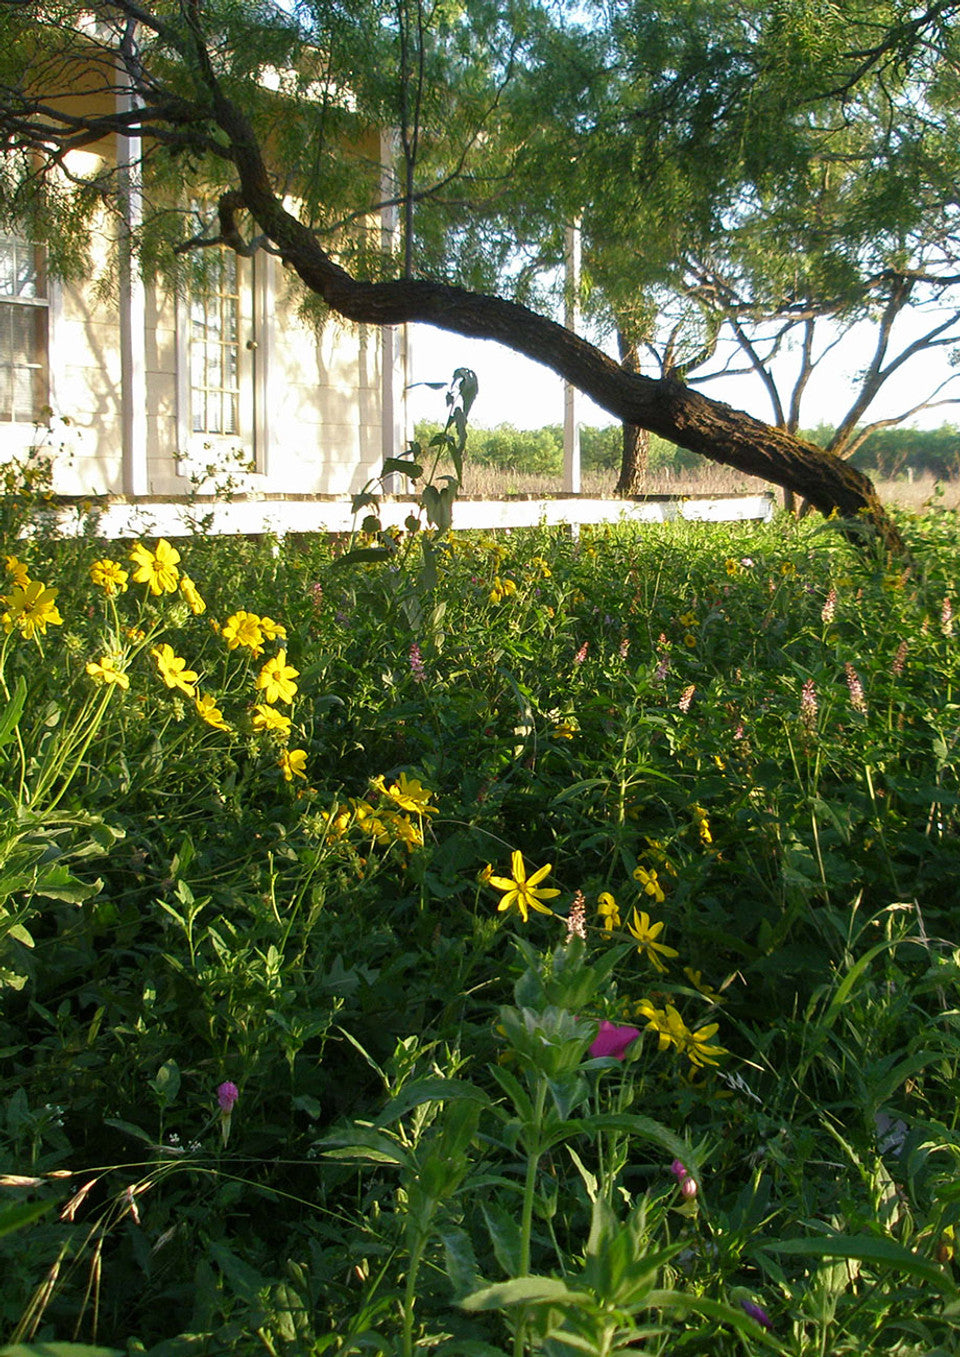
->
(4, 0, 959, 549)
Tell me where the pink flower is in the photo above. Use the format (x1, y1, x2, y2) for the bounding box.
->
(845, 662, 867, 715)
(670, 1158, 688, 1182)
(573, 642, 589, 666)
(681, 1175, 698, 1200)
(589, 1020, 640, 1060)
(409, 642, 427, 682)
(217, 1081, 239, 1112)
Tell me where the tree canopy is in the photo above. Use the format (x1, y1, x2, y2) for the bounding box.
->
(3, 0, 960, 547)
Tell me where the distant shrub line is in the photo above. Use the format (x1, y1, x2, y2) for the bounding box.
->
(417, 419, 960, 481)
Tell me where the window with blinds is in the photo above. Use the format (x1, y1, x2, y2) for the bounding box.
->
(0, 232, 48, 423)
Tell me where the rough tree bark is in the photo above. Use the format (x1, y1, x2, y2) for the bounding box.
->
(615, 330, 649, 496)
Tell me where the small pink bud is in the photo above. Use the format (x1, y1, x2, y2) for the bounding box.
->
(681, 1175, 698, 1200)
(217, 1081, 239, 1112)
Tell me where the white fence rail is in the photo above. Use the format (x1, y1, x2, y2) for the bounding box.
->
(38, 491, 775, 540)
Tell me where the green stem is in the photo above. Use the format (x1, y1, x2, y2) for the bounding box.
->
(514, 1077, 547, 1357)
(402, 1232, 427, 1357)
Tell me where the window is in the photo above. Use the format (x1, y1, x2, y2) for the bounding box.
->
(190, 249, 240, 436)
(0, 231, 48, 423)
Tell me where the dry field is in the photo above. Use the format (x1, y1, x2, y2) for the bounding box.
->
(460, 462, 960, 511)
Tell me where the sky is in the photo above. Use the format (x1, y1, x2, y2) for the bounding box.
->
(405, 316, 960, 435)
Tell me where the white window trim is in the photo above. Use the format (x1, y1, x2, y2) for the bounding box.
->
(0, 236, 58, 457)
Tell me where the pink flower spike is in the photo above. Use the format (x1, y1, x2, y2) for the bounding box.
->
(589, 1020, 641, 1061)
(217, 1081, 239, 1112)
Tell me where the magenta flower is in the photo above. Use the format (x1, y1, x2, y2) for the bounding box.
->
(217, 1081, 239, 1112)
(589, 1020, 640, 1060)
(670, 1158, 688, 1182)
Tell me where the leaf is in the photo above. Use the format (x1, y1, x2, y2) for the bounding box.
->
(32, 864, 102, 905)
(480, 1200, 523, 1278)
(460, 1275, 593, 1311)
(319, 1126, 413, 1168)
(330, 547, 395, 569)
(376, 1077, 490, 1127)
(0, 1346, 125, 1357)
(382, 457, 423, 479)
(0, 1198, 53, 1238)
(764, 1235, 955, 1290)
(572, 1113, 697, 1178)
(0, 675, 27, 750)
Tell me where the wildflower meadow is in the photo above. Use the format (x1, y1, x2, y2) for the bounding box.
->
(1, 476, 960, 1355)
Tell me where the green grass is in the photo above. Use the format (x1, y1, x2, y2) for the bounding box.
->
(1, 504, 959, 1356)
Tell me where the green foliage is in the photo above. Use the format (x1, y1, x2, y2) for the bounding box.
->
(1, 505, 960, 1352)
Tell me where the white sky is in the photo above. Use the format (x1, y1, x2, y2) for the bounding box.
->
(406, 318, 960, 434)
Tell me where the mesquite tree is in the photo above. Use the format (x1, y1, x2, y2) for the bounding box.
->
(3, 0, 959, 549)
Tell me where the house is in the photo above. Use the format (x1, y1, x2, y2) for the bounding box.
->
(1, 113, 408, 502)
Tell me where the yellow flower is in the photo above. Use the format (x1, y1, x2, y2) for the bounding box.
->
(779, 561, 796, 577)
(129, 539, 180, 595)
(196, 693, 230, 731)
(222, 610, 264, 655)
(684, 1021, 728, 1069)
(725, 558, 740, 577)
(385, 812, 424, 850)
(478, 863, 494, 884)
(279, 748, 307, 781)
(2, 579, 63, 638)
(90, 558, 129, 597)
(4, 555, 30, 587)
(256, 649, 299, 704)
(259, 616, 287, 642)
(179, 574, 206, 615)
(551, 719, 578, 740)
(370, 772, 438, 817)
(626, 908, 679, 973)
(151, 643, 198, 697)
(487, 850, 560, 923)
(85, 654, 130, 690)
(678, 611, 697, 628)
(632, 864, 666, 905)
(489, 576, 517, 604)
(683, 633, 697, 648)
(597, 891, 621, 932)
(691, 804, 713, 846)
(251, 704, 292, 739)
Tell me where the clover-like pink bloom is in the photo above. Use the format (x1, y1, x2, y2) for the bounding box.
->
(217, 1081, 239, 1112)
(589, 1020, 640, 1060)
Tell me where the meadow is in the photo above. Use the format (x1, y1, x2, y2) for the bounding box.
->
(1, 487, 959, 1356)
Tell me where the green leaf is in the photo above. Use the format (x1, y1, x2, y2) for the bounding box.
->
(480, 1200, 523, 1278)
(330, 547, 395, 569)
(0, 1198, 53, 1238)
(764, 1235, 955, 1290)
(0, 1346, 124, 1357)
(460, 1275, 593, 1311)
(383, 457, 423, 479)
(0, 675, 27, 750)
(320, 1126, 413, 1168)
(32, 864, 102, 904)
(376, 1077, 490, 1126)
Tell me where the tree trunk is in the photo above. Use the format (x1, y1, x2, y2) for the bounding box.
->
(215, 96, 904, 553)
(615, 331, 648, 496)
